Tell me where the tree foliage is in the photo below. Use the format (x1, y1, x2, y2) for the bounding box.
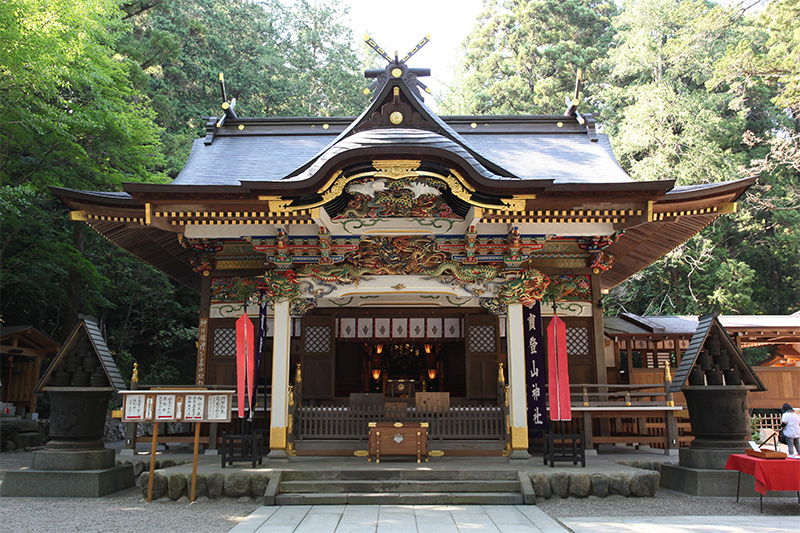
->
(0, 0, 369, 385)
(438, 0, 618, 115)
(118, 0, 367, 177)
(0, 0, 166, 190)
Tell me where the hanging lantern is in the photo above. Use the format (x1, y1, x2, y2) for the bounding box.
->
(376, 344, 383, 354)
(427, 368, 437, 380)
(372, 368, 381, 380)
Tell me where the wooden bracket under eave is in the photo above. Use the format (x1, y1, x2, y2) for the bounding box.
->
(717, 202, 737, 214)
(145, 203, 152, 225)
(70, 210, 88, 222)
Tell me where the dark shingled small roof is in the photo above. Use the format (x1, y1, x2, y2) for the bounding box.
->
(605, 314, 800, 336)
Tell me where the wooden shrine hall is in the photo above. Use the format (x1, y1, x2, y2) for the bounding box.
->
(52, 39, 755, 458)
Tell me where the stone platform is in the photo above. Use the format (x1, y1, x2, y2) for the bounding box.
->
(659, 446, 799, 498)
(125, 450, 663, 504)
(0, 448, 135, 497)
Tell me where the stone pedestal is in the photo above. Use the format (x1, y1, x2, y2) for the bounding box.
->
(661, 386, 758, 496)
(1, 449, 134, 497)
(32, 448, 115, 470)
(1, 464, 135, 497)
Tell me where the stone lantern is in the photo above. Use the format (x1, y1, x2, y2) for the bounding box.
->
(660, 313, 766, 496)
(1, 315, 134, 497)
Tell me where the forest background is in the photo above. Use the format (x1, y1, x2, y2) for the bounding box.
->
(1, 0, 798, 385)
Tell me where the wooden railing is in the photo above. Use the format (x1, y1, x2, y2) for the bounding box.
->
(570, 383, 673, 407)
(751, 411, 783, 433)
(565, 378, 688, 453)
(295, 404, 505, 441)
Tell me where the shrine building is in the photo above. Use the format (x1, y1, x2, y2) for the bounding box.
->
(52, 47, 754, 457)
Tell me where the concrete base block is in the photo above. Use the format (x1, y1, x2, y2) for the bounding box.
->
(508, 450, 530, 462)
(267, 449, 290, 461)
(32, 449, 115, 471)
(660, 464, 798, 498)
(679, 447, 744, 470)
(1, 464, 135, 497)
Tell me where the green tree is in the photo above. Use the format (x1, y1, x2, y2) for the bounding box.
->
(602, 0, 800, 316)
(0, 0, 166, 190)
(595, 0, 763, 185)
(438, 0, 618, 115)
(119, 0, 367, 177)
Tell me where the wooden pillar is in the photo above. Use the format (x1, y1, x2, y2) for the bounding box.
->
(268, 299, 291, 457)
(591, 274, 607, 384)
(506, 303, 529, 458)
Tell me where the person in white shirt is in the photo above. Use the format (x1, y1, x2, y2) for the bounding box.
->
(780, 403, 800, 455)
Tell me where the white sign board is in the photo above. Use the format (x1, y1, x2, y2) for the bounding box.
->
(120, 390, 233, 423)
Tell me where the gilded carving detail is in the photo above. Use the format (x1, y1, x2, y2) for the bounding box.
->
(336, 176, 458, 219)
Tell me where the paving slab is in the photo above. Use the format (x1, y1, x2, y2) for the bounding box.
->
(413, 505, 460, 533)
(336, 504, 380, 533)
(561, 516, 800, 533)
(229, 504, 573, 533)
(377, 505, 420, 533)
(252, 505, 311, 533)
(293, 505, 347, 533)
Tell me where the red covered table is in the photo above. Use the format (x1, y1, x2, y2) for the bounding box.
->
(725, 454, 800, 512)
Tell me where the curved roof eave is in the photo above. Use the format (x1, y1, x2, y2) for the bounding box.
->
(49, 186, 138, 206)
(661, 176, 757, 201)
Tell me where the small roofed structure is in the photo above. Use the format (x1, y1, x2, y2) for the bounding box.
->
(668, 313, 764, 453)
(668, 313, 766, 394)
(605, 312, 799, 409)
(35, 315, 125, 394)
(1, 326, 60, 415)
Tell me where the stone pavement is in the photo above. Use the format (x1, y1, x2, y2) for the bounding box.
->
(562, 515, 799, 533)
(229, 504, 800, 533)
(230, 504, 566, 532)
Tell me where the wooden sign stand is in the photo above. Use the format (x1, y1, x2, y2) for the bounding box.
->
(120, 389, 233, 503)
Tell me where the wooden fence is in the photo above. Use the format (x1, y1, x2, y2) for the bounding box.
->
(295, 404, 505, 441)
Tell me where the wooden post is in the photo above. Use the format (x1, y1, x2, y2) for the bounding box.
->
(665, 410, 679, 453)
(591, 274, 607, 384)
(123, 365, 139, 453)
(147, 421, 159, 502)
(583, 411, 594, 450)
(190, 422, 201, 502)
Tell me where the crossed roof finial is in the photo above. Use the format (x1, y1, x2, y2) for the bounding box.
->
(363, 34, 432, 100)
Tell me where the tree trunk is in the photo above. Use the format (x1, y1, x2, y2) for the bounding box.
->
(61, 221, 86, 339)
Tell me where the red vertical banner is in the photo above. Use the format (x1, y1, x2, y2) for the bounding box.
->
(547, 315, 571, 421)
(236, 313, 255, 419)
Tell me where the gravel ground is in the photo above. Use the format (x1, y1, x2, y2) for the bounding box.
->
(0, 450, 260, 533)
(1, 449, 797, 533)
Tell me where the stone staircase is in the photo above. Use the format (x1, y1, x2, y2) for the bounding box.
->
(268, 469, 534, 505)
